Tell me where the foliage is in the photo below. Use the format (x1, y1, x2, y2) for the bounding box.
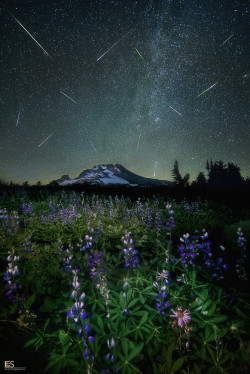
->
(0, 189, 249, 373)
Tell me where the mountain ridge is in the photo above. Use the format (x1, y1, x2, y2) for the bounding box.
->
(53, 164, 174, 187)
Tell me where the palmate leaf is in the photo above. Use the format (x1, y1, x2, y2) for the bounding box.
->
(127, 342, 144, 361)
(138, 311, 148, 326)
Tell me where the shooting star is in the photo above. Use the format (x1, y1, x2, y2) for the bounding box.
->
(89, 140, 98, 153)
(16, 106, 22, 126)
(197, 82, 218, 97)
(221, 34, 235, 46)
(12, 15, 52, 58)
(153, 161, 157, 177)
(135, 48, 144, 60)
(60, 90, 77, 104)
(136, 130, 142, 151)
(169, 105, 182, 116)
(97, 28, 134, 61)
(38, 132, 55, 148)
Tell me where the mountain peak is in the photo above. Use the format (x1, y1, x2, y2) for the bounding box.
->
(55, 164, 173, 187)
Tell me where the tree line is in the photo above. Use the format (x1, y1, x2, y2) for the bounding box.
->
(172, 159, 249, 189)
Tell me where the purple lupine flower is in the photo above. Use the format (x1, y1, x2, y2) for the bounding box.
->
(198, 230, 227, 279)
(170, 307, 191, 328)
(88, 252, 111, 317)
(88, 252, 105, 279)
(106, 337, 115, 365)
(179, 233, 197, 267)
(62, 243, 74, 271)
(58, 239, 63, 256)
(0, 209, 20, 235)
(122, 278, 129, 316)
(154, 270, 170, 316)
(198, 230, 213, 267)
(3, 249, 25, 306)
(67, 269, 95, 361)
(236, 228, 247, 280)
(166, 204, 176, 232)
(77, 235, 93, 252)
(155, 210, 162, 233)
(122, 232, 139, 269)
(21, 234, 32, 253)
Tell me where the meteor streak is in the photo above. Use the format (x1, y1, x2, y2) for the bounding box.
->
(197, 82, 218, 97)
(38, 132, 54, 148)
(136, 130, 142, 151)
(12, 16, 52, 58)
(60, 90, 77, 104)
(221, 34, 234, 46)
(153, 162, 157, 177)
(97, 28, 134, 61)
(169, 105, 182, 116)
(16, 106, 22, 126)
(135, 48, 144, 60)
(89, 140, 98, 153)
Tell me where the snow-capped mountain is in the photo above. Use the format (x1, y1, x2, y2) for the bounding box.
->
(54, 164, 174, 187)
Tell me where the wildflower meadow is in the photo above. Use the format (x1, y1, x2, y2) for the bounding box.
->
(0, 187, 249, 373)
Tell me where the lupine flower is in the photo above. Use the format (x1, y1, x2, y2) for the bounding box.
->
(154, 269, 170, 316)
(77, 235, 93, 252)
(198, 230, 227, 279)
(155, 210, 162, 233)
(0, 209, 20, 235)
(122, 278, 129, 316)
(179, 234, 197, 267)
(198, 230, 213, 267)
(58, 239, 63, 256)
(62, 243, 74, 271)
(67, 270, 95, 361)
(122, 232, 139, 269)
(170, 307, 191, 328)
(21, 234, 32, 253)
(3, 249, 25, 306)
(88, 252, 111, 318)
(166, 204, 176, 232)
(236, 228, 247, 280)
(106, 337, 115, 364)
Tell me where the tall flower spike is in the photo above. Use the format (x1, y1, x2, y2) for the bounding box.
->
(3, 248, 25, 307)
(122, 232, 139, 269)
(67, 269, 95, 362)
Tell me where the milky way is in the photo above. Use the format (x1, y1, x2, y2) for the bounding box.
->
(0, 0, 249, 184)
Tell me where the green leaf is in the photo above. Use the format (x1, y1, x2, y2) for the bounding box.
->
(97, 315, 104, 332)
(23, 337, 39, 348)
(139, 312, 148, 326)
(120, 292, 126, 309)
(23, 293, 36, 308)
(192, 269, 196, 283)
(153, 362, 158, 374)
(128, 342, 144, 361)
(206, 303, 217, 316)
(128, 298, 139, 308)
(139, 293, 145, 304)
(209, 315, 227, 323)
(43, 318, 50, 331)
(166, 343, 174, 370)
(171, 358, 184, 373)
(122, 338, 128, 358)
(127, 288, 133, 303)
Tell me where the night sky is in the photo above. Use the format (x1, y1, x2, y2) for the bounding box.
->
(0, 0, 249, 184)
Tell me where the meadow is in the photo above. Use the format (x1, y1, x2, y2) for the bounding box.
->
(0, 187, 249, 373)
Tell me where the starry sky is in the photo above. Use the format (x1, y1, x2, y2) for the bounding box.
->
(0, 0, 249, 184)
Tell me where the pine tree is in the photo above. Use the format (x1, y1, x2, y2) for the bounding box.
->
(171, 160, 183, 186)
